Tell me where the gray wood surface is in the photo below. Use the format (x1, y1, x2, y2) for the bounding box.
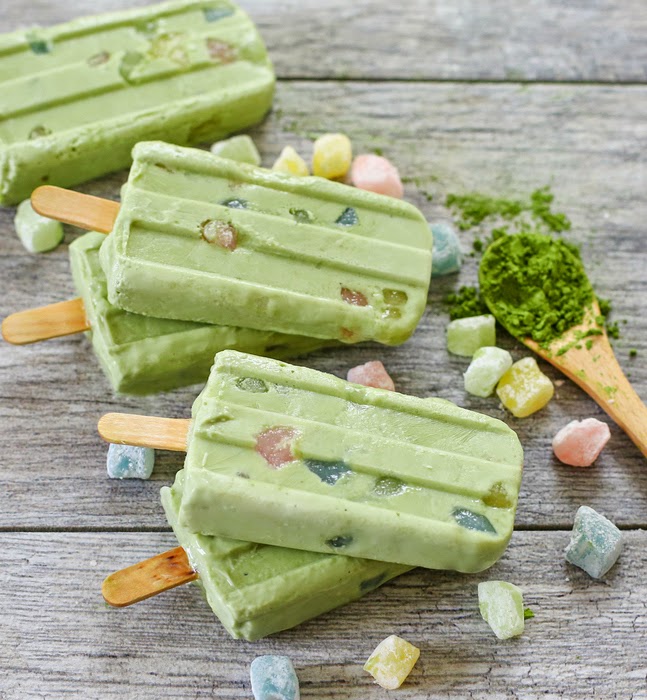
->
(2, 531, 647, 698)
(3, 0, 647, 82)
(1, 1, 647, 698)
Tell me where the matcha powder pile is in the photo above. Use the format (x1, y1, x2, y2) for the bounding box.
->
(479, 232, 594, 344)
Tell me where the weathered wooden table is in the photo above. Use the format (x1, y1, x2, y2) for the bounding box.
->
(1, 1, 646, 697)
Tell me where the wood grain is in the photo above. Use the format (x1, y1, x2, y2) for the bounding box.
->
(2, 531, 646, 698)
(1, 1, 647, 697)
(2, 0, 647, 82)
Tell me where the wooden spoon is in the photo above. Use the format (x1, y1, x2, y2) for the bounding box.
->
(480, 244, 647, 458)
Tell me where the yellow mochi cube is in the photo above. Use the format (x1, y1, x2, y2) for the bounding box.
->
(496, 356, 554, 418)
(272, 146, 309, 176)
(364, 634, 420, 690)
(312, 133, 352, 179)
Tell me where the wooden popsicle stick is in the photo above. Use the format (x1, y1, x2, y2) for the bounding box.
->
(102, 546, 197, 607)
(98, 413, 190, 452)
(31, 185, 119, 234)
(2, 298, 90, 345)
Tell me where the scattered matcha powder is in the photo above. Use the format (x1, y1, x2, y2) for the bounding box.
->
(597, 297, 612, 318)
(446, 186, 571, 234)
(629, 349, 638, 358)
(523, 608, 535, 620)
(606, 321, 620, 339)
(445, 192, 524, 230)
(529, 187, 571, 233)
(444, 286, 489, 320)
(555, 327, 604, 356)
(443, 188, 627, 352)
(594, 296, 625, 339)
(479, 232, 594, 344)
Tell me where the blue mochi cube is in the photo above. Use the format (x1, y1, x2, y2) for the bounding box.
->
(431, 221, 462, 276)
(107, 444, 155, 480)
(250, 655, 299, 700)
(565, 506, 623, 579)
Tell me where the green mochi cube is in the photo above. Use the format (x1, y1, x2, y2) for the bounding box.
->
(464, 346, 513, 397)
(14, 200, 64, 253)
(478, 580, 525, 639)
(447, 314, 496, 357)
(210, 135, 261, 166)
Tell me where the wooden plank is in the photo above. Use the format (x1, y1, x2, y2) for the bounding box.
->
(1, 530, 645, 697)
(2, 0, 647, 83)
(1, 81, 645, 530)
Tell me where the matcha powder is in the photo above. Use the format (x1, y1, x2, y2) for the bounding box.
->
(479, 233, 594, 344)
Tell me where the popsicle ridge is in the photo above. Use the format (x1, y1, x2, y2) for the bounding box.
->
(195, 400, 521, 490)
(124, 199, 427, 286)
(69, 232, 335, 393)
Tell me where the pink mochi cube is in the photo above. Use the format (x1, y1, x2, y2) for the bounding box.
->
(552, 418, 611, 467)
(347, 360, 395, 391)
(350, 154, 404, 198)
(255, 426, 299, 468)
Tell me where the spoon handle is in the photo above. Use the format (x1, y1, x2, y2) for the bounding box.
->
(530, 333, 647, 458)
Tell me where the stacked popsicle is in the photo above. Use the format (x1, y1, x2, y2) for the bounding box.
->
(77, 138, 459, 637)
(3, 137, 433, 391)
(2, 0, 340, 393)
(101, 350, 524, 638)
(2, 0, 433, 388)
(68, 232, 335, 394)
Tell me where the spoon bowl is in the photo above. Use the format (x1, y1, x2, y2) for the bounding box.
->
(480, 234, 647, 458)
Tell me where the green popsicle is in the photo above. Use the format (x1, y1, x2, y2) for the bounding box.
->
(0, 0, 274, 205)
(99, 141, 433, 345)
(178, 351, 524, 572)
